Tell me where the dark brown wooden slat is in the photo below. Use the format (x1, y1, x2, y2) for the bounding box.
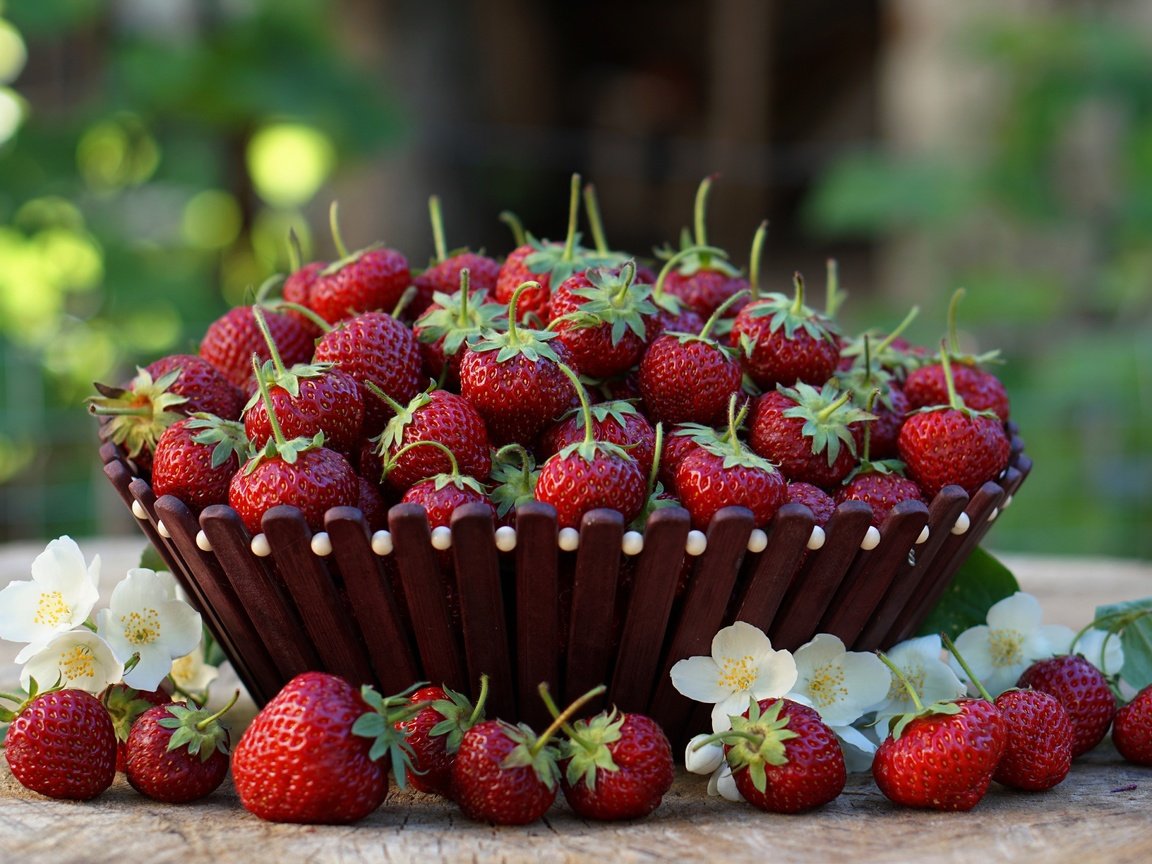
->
(854, 486, 969, 650)
(818, 500, 930, 646)
(733, 503, 816, 632)
(325, 507, 420, 695)
(122, 475, 189, 582)
(609, 507, 690, 713)
(514, 502, 560, 731)
(770, 501, 873, 651)
(883, 480, 1007, 645)
(389, 504, 467, 692)
(154, 495, 278, 704)
(199, 504, 319, 682)
(452, 503, 515, 720)
(563, 509, 625, 712)
(646, 507, 754, 743)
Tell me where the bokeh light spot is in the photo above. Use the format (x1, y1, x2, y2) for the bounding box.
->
(77, 115, 161, 191)
(182, 189, 242, 249)
(0, 20, 26, 84)
(0, 86, 24, 144)
(247, 123, 335, 207)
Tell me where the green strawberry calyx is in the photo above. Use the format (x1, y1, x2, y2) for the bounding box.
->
(369, 381, 435, 462)
(561, 708, 625, 792)
(651, 243, 732, 315)
(522, 174, 616, 289)
(470, 281, 563, 364)
(428, 675, 489, 756)
(836, 334, 901, 416)
(736, 272, 840, 357)
(414, 268, 507, 358)
(877, 651, 963, 740)
(694, 697, 800, 794)
(352, 682, 429, 789)
(242, 354, 325, 474)
(779, 382, 874, 467)
(549, 260, 657, 346)
(517, 683, 608, 790)
(838, 305, 922, 377)
(489, 444, 539, 518)
(553, 364, 635, 465)
(245, 306, 333, 404)
(700, 394, 778, 474)
(157, 690, 240, 762)
(88, 366, 189, 460)
(184, 413, 251, 469)
(384, 438, 486, 496)
(102, 684, 166, 745)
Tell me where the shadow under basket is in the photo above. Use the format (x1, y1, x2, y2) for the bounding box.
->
(100, 428, 1031, 749)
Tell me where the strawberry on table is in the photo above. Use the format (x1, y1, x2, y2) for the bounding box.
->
(1016, 654, 1117, 758)
(992, 688, 1074, 791)
(396, 676, 489, 798)
(1113, 684, 1152, 766)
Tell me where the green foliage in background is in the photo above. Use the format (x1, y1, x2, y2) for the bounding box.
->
(805, 12, 1152, 560)
(0, 0, 400, 540)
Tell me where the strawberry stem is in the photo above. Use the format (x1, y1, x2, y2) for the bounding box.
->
(454, 268, 473, 326)
(877, 651, 926, 713)
(362, 378, 406, 417)
(273, 301, 333, 334)
(251, 306, 289, 380)
(499, 210, 527, 247)
(560, 173, 582, 263)
(328, 201, 350, 259)
(940, 632, 993, 702)
(428, 195, 448, 263)
(646, 422, 664, 498)
(698, 288, 751, 341)
(815, 388, 854, 424)
(251, 354, 289, 449)
(939, 342, 964, 411)
(874, 306, 919, 357)
(530, 684, 606, 756)
(693, 174, 717, 248)
(653, 244, 727, 301)
(790, 272, 806, 317)
(467, 674, 490, 727)
(747, 220, 768, 302)
(504, 281, 540, 344)
(582, 182, 610, 255)
(825, 258, 846, 318)
(287, 227, 304, 272)
(612, 260, 637, 304)
(946, 288, 966, 357)
(536, 683, 582, 741)
(194, 689, 240, 732)
(387, 437, 462, 479)
(555, 363, 595, 452)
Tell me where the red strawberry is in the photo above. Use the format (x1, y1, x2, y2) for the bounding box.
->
(872, 697, 1006, 811)
(151, 415, 248, 514)
(102, 683, 173, 773)
(488, 443, 540, 524)
(787, 481, 836, 526)
(413, 269, 507, 386)
(281, 259, 327, 339)
(356, 475, 391, 532)
(375, 388, 491, 493)
(232, 672, 422, 824)
(397, 440, 497, 529)
(145, 353, 246, 419)
(458, 282, 575, 446)
(897, 350, 1010, 499)
(836, 470, 924, 528)
(835, 333, 911, 461)
(124, 697, 234, 803)
(2, 686, 117, 801)
(656, 423, 708, 496)
(731, 271, 841, 390)
(396, 679, 487, 798)
(748, 384, 872, 488)
(991, 688, 1074, 790)
(411, 195, 500, 319)
(199, 305, 314, 391)
(313, 310, 424, 436)
(675, 397, 786, 530)
(558, 707, 674, 821)
(1113, 684, 1152, 766)
(1016, 654, 1117, 757)
(637, 291, 746, 426)
(711, 697, 846, 814)
(548, 261, 656, 379)
(540, 400, 657, 481)
(533, 367, 647, 529)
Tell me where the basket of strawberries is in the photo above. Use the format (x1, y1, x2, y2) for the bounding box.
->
(91, 176, 1029, 749)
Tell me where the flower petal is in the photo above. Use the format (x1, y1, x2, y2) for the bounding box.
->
(670, 656, 728, 703)
(122, 645, 175, 692)
(157, 600, 203, 659)
(684, 735, 725, 775)
(711, 620, 774, 664)
(750, 648, 798, 701)
(986, 591, 1042, 632)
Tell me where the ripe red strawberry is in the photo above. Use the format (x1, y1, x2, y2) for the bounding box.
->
(540, 400, 657, 481)
(991, 688, 1074, 790)
(488, 444, 540, 523)
(2, 686, 117, 801)
(233, 673, 422, 824)
(1016, 654, 1117, 758)
(548, 262, 656, 379)
(748, 384, 872, 488)
(872, 697, 1006, 811)
(375, 388, 491, 493)
(199, 305, 314, 391)
(787, 481, 836, 526)
(281, 259, 327, 339)
(151, 415, 248, 513)
(835, 334, 911, 461)
(656, 423, 707, 496)
(558, 708, 674, 821)
(398, 442, 497, 530)
(396, 680, 487, 798)
(307, 207, 411, 324)
(637, 292, 746, 426)
(731, 271, 841, 390)
(836, 469, 924, 528)
(411, 195, 500, 319)
(1113, 684, 1152, 766)
(145, 353, 247, 419)
(533, 368, 647, 528)
(413, 269, 507, 386)
(102, 683, 173, 773)
(905, 360, 1010, 422)
(124, 697, 234, 803)
(458, 282, 575, 446)
(897, 351, 1010, 499)
(675, 398, 786, 530)
(313, 310, 424, 436)
(710, 697, 846, 814)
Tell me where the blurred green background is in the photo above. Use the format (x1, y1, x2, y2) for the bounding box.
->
(0, 0, 1148, 560)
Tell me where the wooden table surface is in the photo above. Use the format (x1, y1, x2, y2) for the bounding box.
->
(1, 536, 1149, 864)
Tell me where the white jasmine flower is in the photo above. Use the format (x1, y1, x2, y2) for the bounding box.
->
(169, 645, 220, 695)
(0, 536, 101, 663)
(787, 633, 891, 728)
(1072, 628, 1125, 678)
(96, 569, 202, 691)
(670, 621, 798, 732)
(951, 592, 1075, 697)
(684, 733, 725, 775)
(834, 723, 881, 774)
(874, 634, 965, 729)
(21, 629, 122, 695)
(707, 763, 743, 802)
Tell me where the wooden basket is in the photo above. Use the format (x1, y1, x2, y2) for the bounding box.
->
(99, 427, 1030, 747)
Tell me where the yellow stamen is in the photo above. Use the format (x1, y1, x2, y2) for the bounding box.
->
(60, 644, 96, 682)
(807, 661, 847, 710)
(120, 607, 161, 646)
(988, 628, 1025, 668)
(33, 591, 71, 627)
(718, 654, 757, 692)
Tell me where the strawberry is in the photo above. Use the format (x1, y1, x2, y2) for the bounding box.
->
(2, 685, 117, 801)
(706, 697, 846, 814)
(356, 474, 391, 532)
(533, 367, 647, 529)
(313, 310, 424, 436)
(637, 290, 746, 426)
(457, 282, 575, 446)
(540, 399, 657, 481)
(1113, 684, 1152, 766)
(396, 678, 488, 797)
(124, 695, 235, 803)
(548, 261, 656, 379)
(836, 305, 924, 380)
(897, 349, 1010, 499)
(1016, 654, 1117, 757)
(452, 686, 604, 825)
(557, 706, 675, 821)
(102, 683, 173, 772)
(199, 305, 314, 391)
(279, 229, 328, 339)
(655, 176, 748, 318)
(88, 355, 243, 471)
(991, 688, 1074, 790)
(656, 423, 707, 497)
(307, 204, 411, 325)
(836, 470, 924, 528)
(228, 357, 359, 534)
(835, 331, 912, 461)
(787, 481, 836, 526)
(488, 443, 540, 523)
(374, 387, 491, 493)
(413, 268, 507, 387)
(151, 414, 249, 514)
(748, 383, 873, 488)
(411, 195, 500, 319)
(674, 397, 786, 530)
(396, 440, 496, 529)
(232, 672, 422, 824)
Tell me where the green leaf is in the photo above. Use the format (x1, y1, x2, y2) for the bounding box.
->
(1094, 597, 1152, 690)
(918, 546, 1020, 640)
